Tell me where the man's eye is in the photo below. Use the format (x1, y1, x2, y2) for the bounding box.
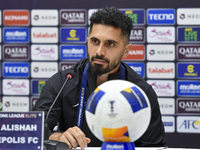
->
(108, 42, 114, 46)
(92, 39, 99, 44)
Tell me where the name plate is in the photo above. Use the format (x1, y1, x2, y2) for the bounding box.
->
(0, 112, 44, 150)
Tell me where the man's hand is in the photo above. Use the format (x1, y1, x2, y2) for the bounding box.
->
(49, 126, 91, 150)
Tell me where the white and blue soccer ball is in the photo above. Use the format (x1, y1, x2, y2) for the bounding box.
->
(85, 80, 151, 142)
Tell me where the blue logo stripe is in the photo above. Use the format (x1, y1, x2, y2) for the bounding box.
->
(86, 90, 105, 114)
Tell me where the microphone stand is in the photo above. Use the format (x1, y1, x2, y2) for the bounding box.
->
(43, 75, 71, 150)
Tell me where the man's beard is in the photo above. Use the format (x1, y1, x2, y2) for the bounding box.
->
(88, 55, 120, 76)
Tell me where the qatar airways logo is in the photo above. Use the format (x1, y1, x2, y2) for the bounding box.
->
(3, 79, 29, 95)
(31, 27, 58, 43)
(147, 27, 175, 43)
(147, 62, 175, 78)
(31, 45, 58, 60)
(147, 80, 175, 96)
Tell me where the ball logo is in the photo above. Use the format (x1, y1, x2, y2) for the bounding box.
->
(108, 101, 116, 112)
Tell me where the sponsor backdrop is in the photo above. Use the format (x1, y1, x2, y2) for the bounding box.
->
(0, 0, 200, 148)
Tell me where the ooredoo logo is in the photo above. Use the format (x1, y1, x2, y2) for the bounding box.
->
(60, 9, 87, 26)
(122, 45, 145, 61)
(31, 27, 58, 43)
(147, 62, 175, 78)
(3, 10, 29, 26)
(177, 44, 200, 60)
(147, 27, 175, 43)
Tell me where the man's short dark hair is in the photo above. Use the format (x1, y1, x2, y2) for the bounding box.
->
(89, 7, 133, 44)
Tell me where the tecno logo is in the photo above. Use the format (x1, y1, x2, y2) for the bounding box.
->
(147, 9, 175, 25)
(3, 62, 29, 77)
(3, 10, 30, 25)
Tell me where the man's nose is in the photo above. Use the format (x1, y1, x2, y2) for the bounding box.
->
(96, 44, 105, 56)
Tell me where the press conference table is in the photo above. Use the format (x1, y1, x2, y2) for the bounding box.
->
(74, 147, 200, 150)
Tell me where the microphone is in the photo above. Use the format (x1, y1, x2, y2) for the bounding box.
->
(44, 74, 72, 150)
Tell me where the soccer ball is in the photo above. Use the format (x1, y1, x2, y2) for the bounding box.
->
(85, 80, 151, 142)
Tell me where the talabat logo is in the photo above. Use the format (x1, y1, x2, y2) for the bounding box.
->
(177, 63, 200, 78)
(120, 9, 145, 25)
(3, 79, 29, 95)
(3, 28, 29, 43)
(177, 98, 200, 114)
(162, 116, 175, 133)
(3, 10, 29, 26)
(60, 9, 87, 26)
(3, 45, 29, 60)
(147, 62, 175, 78)
(125, 62, 145, 78)
(59, 62, 76, 71)
(177, 116, 200, 133)
(129, 27, 145, 43)
(147, 27, 175, 43)
(177, 80, 200, 96)
(147, 44, 175, 61)
(31, 45, 58, 60)
(3, 62, 29, 77)
(177, 8, 200, 25)
(31, 27, 58, 43)
(122, 45, 145, 61)
(60, 27, 87, 43)
(31, 79, 47, 95)
(2, 97, 29, 112)
(147, 9, 175, 25)
(177, 44, 200, 60)
(147, 80, 175, 97)
(178, 27, 200, 42)
(60, 45, 86, 60)
(31, 62, 58, 78)
(31, 10, 58, 26)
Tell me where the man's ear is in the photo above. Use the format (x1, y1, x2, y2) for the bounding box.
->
(123, 43, 132, 58)
(87, 37, 89, 42)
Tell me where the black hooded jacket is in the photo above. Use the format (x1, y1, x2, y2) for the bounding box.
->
(33, 58, 166, 147)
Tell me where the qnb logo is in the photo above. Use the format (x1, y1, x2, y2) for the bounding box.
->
(34, 47, 55, 55)
(179, 120, 200, 129)
(4, 67, 28, 73)
(4, 81, 26, 90)
(180, 14, 185, 19)
(6, 31, 27, 37)
(149, 29, 172, 37)
(63, 48, 84, 54)
(149, 13, 174, 20)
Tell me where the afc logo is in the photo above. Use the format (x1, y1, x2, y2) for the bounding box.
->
(179, 120, 200, 129)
